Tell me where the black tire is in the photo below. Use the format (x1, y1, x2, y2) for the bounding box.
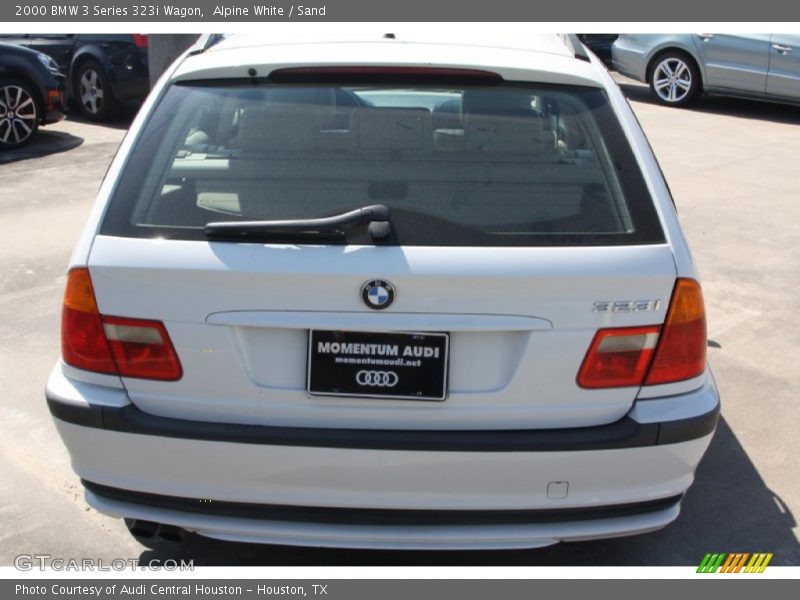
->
(647, 51, 702, 107)
(75, 59, 118, 121)
(0, 78, 40, 149)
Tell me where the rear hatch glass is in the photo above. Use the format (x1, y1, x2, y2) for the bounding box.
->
(101, 79, 664, 246)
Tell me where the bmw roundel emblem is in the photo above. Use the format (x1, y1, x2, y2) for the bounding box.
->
(361, 279, 395, 310)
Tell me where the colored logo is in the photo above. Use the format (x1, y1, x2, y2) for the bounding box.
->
(697, 553, 773, 573)
(361, 279, 395, 310)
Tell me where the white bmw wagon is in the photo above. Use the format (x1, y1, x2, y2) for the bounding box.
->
(46, 32, 719, 550)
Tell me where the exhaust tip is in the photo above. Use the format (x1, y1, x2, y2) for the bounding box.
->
(127, 519, 158, 538)
(157, 524, 185, 543)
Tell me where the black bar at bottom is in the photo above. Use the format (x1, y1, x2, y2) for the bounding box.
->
(46, 392, 719, 452)
(83, 480, 683, 527)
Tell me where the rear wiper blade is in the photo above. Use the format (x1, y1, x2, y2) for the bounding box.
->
(204, 204, 391, 241)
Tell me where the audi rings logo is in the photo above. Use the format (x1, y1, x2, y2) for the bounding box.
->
(356, 370, 399, 387)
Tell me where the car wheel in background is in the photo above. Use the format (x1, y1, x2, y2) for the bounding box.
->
(648, 52, 701, 106)
(76, 60, 117, 120)
(0, 78, 39, 149)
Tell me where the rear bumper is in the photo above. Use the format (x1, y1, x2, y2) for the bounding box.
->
(44, 106, 66, 125)
(85, 481, 683, 550)
(47, 382, 718, 453)
(46, 365, 719, 549)
(110, 71, 149, 104)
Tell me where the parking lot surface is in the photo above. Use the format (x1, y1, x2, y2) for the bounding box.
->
(1, 78, 798, 566)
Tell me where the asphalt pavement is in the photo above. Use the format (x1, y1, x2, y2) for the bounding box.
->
(0, 80, 798, 566)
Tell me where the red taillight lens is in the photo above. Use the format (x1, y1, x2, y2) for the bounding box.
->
(577, 326, 661, 388)
(645, 278, 706, 385)
(101, 316, 182, 381)
(62, 268, 117, 374)
(132, 34, 148, 48)
(61, 268, 181, 381)
(577, 278, 707, 389)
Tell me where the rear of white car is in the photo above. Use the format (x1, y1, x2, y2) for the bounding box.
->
(46, 33, 719, 549)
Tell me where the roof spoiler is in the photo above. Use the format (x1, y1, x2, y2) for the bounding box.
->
(559, 34, 591, 63)
(187, 33, 226, 56)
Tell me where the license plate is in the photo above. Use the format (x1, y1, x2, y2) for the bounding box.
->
(307, 330, 449, 401)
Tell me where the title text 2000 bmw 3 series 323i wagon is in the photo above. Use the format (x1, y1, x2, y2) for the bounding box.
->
(46, 33, 720, 550)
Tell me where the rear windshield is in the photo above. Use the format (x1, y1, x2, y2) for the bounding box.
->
(101, 80, 665, 246)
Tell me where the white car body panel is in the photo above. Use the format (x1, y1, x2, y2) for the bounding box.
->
(86, 236, 678, 429)
(49, 33, 719, 549)
(56, 416, 709, 511)
(171, 42, 604, 89)
(49, 358, 717, 521)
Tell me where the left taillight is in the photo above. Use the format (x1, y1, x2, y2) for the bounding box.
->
(61, 268, 181, 381)
(132, 34, 148, 49)
(62, 268, 117, 374)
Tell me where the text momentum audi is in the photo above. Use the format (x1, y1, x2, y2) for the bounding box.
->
(46, 32, 719, 549)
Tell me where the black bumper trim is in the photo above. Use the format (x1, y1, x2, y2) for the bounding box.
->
(83, 480, 683, 526)
(47, 393, 719, 453)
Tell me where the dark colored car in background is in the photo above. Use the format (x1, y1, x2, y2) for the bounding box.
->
(0, 34, 149, 121)
(577, 34, 619, 66)
(0, 42, 66, 149)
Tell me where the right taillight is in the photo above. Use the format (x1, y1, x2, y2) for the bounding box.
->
(577, 325, 661, 389)
(61, 268, 182, 381)
(644, 278, 707, 385)
(132, 34, 148, 49)
(578, 278, 707, 389)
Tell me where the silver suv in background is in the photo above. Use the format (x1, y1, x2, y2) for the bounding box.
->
(613, 34, 800, 106)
